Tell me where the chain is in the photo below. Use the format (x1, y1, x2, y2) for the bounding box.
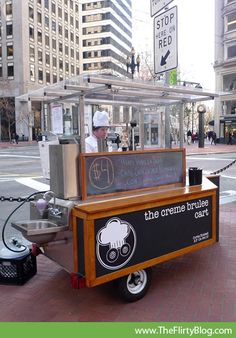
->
(0, 196, 35, 202)
(210, 159, 236, 175)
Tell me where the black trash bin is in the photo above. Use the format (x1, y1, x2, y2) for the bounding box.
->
(188, 167, 202, 186)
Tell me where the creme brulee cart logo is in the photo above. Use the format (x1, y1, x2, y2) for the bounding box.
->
(96, 217, 137, 270)
(89, 157, 114, 190)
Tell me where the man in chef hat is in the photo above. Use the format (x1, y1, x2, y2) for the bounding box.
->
(85, 110, 110, 152)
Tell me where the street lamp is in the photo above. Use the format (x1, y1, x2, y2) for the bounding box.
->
(130, 120, 137, 150)
(126, 47, 140, 79)
(179, 81, 202, 134)
(197, 104, 206, 148)
(192, 102, 195, 134)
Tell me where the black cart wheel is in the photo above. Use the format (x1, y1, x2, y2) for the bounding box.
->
(115, 268, 152, 302)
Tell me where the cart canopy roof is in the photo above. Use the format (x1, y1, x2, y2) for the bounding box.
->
(16, 74, 228, 107)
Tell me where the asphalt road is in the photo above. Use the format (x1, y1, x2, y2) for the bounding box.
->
(187, 153, 236, 203)
(0, 145, 236, 243)
(0, 145, 49, 242)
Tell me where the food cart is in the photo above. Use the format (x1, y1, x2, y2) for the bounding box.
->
(12, 75, 221, 301)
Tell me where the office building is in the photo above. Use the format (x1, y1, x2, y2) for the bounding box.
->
(0, 0, 132, 140)
(81, 0, 132, 76)
(214, 0, 236, 142)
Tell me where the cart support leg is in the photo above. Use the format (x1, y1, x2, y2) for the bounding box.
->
(70, 273, 86, 289)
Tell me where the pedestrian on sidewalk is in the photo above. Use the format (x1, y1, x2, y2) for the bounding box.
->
(227, 131, 233, 145)
(11, 132, 16, 144)
(187, 130, 192, 145)
(211, 131, 217, 145)
(15, 133, 19, 144)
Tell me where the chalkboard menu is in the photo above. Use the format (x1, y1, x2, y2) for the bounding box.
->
(80, 149, 185, 199)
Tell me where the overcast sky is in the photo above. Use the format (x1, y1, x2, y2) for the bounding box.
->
(132, 0, 215, 89)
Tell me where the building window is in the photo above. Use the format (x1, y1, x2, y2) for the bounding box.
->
(29, 26, 34, 40)
(45, 53, 50, 65)
(64, 28, 68, 39)
(53, 74, 57, 83)
(228, 44, 236, 58)
(52, 20, 56, 32)
(44, 0, 49, 10)
(65, 61, 69, 73)
(75, 19, 79, 30)
(38, 30, 42, 43)
(70, 48, 74, 58)
(70, 32, 74, 42)
(70, 15, 74, 26)
(6, 2, 13, 18)
(58, 7, 62, 18)
(227, 12, 236, 32)
(38, 49, 43, 63)
(30, 64, 35, 81)
(7, 43, 13, 58)
(59, 59, 63, 71)
(58, 23, 62, 35)
(6, 22, 13, 37)
(29, 45, 35, 61)
(65, 45, 69, 56)
(46, 71, 50, 83)
(51, 2, 56, 14)
(52, 55, 57, 68)
(64, 11, 68, 22)
(0, 44, 2, 59)
(76, 35, 79, 45)
(37, 0, 42, 5)
(59, 41, 63, 53)
(0, 25, 2, 39)
(38, 68, 43, 82)
(7, 63, 14, 78)
(45, 34, 50, 48)
(45, 15, 49, 29)
(52, 38, 56, 50)
(29, 6, 34, 20)
(0, 64, 2, 77)
(37, 11, 42, 24)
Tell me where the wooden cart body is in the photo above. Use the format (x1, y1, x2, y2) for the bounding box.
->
(68, 149, 217, 289)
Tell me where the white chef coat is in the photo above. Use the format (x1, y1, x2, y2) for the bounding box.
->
(85, 134, 98, 153)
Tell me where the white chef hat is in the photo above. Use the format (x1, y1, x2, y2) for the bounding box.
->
(93, 110, 109, 127)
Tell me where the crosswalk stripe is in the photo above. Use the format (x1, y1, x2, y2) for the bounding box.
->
(15, 178, 50, 191)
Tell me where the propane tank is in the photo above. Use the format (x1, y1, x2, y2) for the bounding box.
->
(0, 245, 29, 259)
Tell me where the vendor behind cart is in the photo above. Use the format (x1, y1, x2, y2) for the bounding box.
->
(85, 110, 109, 153)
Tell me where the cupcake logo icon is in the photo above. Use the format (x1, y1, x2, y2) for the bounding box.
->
(96, 217, 136, 270)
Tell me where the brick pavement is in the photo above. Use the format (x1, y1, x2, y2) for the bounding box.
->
(0, 141, 236, 322)
(0, 201, 235, 322)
